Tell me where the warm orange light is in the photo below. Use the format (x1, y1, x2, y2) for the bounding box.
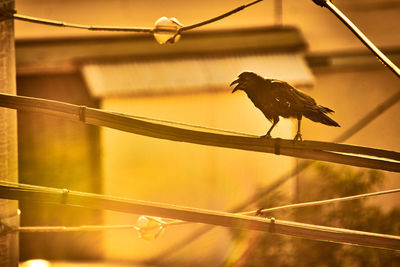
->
(20, 259, 51, 267)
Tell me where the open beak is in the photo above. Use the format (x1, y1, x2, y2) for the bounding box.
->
(230, 78, 240, 93)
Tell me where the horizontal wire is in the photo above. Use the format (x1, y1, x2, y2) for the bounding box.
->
(109, 110, 258, 137)
(4, 0, 263, 33)
(3, 182, 399, 234)
(1, 93, 400, 172)
(18, 225, 135, 232)
(110, 109, 400, 162)
(16, 220, 186, 233)
(117, 109, 400, 161)
(13, 14, 154, 33)
(1, 180, 400, 250)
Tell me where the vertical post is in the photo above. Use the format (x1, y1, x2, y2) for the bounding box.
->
(274, 0, 283, 26)
(0, 0, 19, 266)
(293, 159, 300, 203)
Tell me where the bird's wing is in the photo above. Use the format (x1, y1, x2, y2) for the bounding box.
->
(269, 80, 317, 112)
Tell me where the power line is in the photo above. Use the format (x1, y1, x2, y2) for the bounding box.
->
(111, 111, 257, 138)
(0, 180, 399, 250)
(179, 0, 262, 32)
(5, 187, 397, 234)
(1, 93, 399, 172)
(108, 111, 400, 162)
(17, 225, 136, 232)
(0, 0, 263, 34)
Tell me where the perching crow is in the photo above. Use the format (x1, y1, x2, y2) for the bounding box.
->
(230, 71, 340, 140)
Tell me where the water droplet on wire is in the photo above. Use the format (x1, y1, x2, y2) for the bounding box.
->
(153, 17, 182, 44)
(135, 216, 165, 240)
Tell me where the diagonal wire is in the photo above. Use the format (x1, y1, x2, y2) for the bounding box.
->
(313, 0, 400, 79)
(242, 188, 400, 215)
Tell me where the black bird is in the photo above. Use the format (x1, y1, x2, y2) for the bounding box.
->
(230, 71, 339, 140)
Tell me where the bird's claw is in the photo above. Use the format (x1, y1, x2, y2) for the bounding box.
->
(260, 133, 272, 139)
(293, 132, 303, 141)
(255, 208, 264, 217)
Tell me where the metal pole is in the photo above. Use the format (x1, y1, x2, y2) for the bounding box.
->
(274, 0, 283, 26)
(0, 0, 19, 266)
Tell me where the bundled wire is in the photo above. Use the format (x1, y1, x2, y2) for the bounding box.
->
(1, 93, 400, 172)
(8, 187, 399, 231)
(1, 180, 400, 250)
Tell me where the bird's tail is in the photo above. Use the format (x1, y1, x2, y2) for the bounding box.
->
(305, 106, 340, 127)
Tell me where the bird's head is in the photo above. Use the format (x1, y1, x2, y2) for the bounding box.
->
(230, 71, 263, 93)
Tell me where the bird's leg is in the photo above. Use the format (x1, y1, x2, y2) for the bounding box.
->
(294, 116, 303, 141)
(261, 117, 279, 138)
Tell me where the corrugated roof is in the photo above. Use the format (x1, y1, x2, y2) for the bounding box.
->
(81, 53, 314, 98)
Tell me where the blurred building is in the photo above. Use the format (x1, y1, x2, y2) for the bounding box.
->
(14, 0, 400, 265)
